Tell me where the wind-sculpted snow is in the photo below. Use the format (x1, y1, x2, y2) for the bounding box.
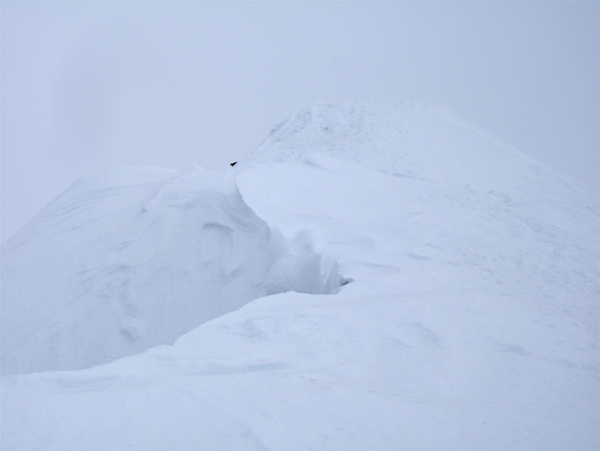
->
(1, 166, 343, 375)
(2, 101, 598, 450)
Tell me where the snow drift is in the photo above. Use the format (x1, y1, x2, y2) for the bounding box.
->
(2, 100, 598, 450)
(1, 166, 344, 375)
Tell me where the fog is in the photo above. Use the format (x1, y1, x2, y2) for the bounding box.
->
(2, 1, 598, 242)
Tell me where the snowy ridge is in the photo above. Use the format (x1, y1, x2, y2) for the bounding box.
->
(240, 101, 598, 307)
(2, 100, 598, 450)
(248, 100, 572, 192)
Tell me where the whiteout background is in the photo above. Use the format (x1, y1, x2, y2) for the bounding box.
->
(2, 1, 598, 242)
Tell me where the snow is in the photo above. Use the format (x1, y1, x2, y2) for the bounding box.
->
(2, 100, 599, 450)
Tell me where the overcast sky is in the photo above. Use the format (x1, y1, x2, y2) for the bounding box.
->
(2, 1, 598, 243)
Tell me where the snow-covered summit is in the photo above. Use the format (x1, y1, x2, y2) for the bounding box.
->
(238, 100, 597, 300)
(246, 100, 563, 193)
(2, 100, 598, 450)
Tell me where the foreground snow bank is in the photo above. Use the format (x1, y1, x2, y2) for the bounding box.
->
(2, 283, 597, 450)
(2, 100, 598, 450)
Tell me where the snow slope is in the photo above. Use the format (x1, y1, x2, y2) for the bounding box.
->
(2, 100, 598, 450)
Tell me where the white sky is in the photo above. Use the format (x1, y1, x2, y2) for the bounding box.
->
(2, 1, 598, 243)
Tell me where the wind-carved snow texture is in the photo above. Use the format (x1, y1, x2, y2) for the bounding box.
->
(2, 100, 598, 451)
(1, 166, 344, 375)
